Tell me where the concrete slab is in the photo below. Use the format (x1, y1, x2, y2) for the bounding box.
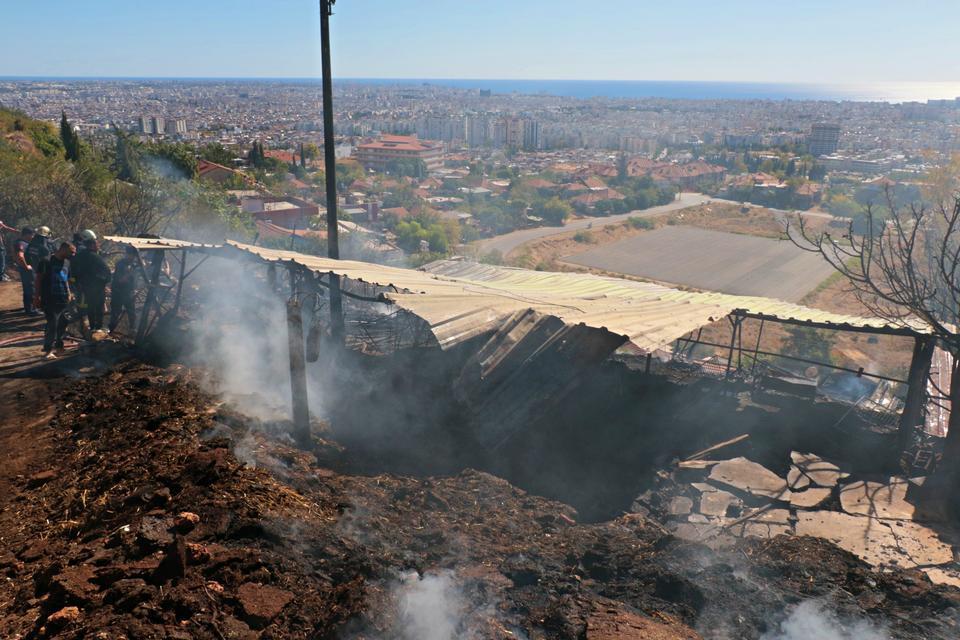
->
(795, 510, 954, 569)
(839, 477, 914, 520)
(668, 496, 694, 516)
(708, 457, 791, 501)
(699, 488, 741, 517)
(923, 567, 960, 589)
(790, 487, 832, 509)
(786, 466, 811, 490)
(790, 452, 849, 488)
(727, 508, 793, 539)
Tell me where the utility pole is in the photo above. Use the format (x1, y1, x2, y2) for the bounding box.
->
(320, 0, 345, 341)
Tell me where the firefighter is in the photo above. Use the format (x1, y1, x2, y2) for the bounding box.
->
(70, 230, 111, 334)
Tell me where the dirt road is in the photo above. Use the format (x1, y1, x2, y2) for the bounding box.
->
(476, 192, 713, 257)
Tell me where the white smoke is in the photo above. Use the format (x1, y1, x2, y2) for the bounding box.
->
(393, 570, 463, 640)
(185, 256, 326, 423)
(761, 600, 888, 640)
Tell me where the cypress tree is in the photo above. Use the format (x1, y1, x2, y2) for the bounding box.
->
(60, 110, 77, 161)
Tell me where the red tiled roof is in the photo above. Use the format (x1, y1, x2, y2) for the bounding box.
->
(265, 150, 297, 164)
(358, 134, 441, 152)
(525, 177, 558, 189)
(256, 219, 326, 240)
(381, 206, 411, 218)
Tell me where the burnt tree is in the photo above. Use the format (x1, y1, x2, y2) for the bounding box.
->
(789, 191, 960, 484)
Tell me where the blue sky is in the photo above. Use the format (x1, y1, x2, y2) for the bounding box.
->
(1, 0, 958, 82)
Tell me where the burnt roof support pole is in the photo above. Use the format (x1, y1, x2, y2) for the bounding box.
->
(749, 318, 765, 379)
(899, 335, 935, 451)
(135, 250, 165, 345)
(173, 249, 188, 313)
(286, 269, 311, 448)
(725, 315, 741, 379)
(320, 0, 345, 343)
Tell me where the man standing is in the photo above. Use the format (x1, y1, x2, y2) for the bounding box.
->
(13, 227, 37, 315)
(109, 245, 140, 335)
(25, 225, 55, 272)
(70, 230, 111, 334)
(34, 242, 77, 359)
(0, 219, 17, 281)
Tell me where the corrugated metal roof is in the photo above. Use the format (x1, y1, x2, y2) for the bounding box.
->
(220, 242, 930, 351)
(103, 236, 219, 251)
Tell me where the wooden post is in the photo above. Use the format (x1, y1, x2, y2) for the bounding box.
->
(286, 292, 311, 449)
(173, 250, 188, 313)
(135, 250, 165, 344)
(899, 335, 935, 450)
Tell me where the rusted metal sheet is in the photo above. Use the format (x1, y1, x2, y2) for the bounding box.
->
(102, 237, 933, 352)
(103, 236, 218, 251)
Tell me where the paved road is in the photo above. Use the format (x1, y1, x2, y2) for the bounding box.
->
(475, 192, 713, 256)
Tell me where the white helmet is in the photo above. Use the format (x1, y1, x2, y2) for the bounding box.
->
(79, 229, 97, 242)
(37, 225, 51, 236)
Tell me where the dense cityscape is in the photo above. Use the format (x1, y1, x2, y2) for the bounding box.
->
(2, 77, 959, 261)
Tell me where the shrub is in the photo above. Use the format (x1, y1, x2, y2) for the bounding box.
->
(628, 216, 654, 230)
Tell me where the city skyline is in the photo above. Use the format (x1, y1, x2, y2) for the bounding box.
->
(2, 1, 959, 84)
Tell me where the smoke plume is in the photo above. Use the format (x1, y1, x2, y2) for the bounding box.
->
(393, 570, 464, 640)
(760, 600, 888, 640)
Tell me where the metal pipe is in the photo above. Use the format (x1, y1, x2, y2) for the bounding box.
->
(674, 336, 910, 385)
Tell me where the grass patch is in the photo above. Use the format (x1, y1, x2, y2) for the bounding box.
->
(627, 216, 654, 230)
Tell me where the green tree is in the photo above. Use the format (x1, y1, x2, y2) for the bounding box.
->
(60, 111, 80, 162)
(199, 142, 234, 166)
(112, 126, 142, 182)
(536, 197, 572, 226)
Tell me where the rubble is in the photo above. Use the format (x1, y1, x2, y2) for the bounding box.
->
(840, 477, 915, 519)
(790, 451, 849, 488)
(0, 355, 959, 638)
(707, 457, 791, 500)
(795, 511, 954, 569)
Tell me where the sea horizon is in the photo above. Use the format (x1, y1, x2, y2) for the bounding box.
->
(2, 76, 959, 104)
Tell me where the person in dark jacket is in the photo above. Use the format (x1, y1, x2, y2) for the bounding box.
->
(25, 225, 55, 271)
(34, 241, 77, 358)
(13, 227, 37, 314)
(71, 233, 111, 333)
(109, 245, 140, 334)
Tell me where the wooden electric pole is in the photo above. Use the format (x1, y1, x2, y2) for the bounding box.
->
(320, 0, 345, 342)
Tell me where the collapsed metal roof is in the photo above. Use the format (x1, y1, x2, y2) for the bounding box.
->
(101, 236, 931, 351)
(218, 241, 930, 351)
(103, 236, 219, 251)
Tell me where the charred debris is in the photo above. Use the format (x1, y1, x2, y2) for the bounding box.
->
(45, 236, 958, 638)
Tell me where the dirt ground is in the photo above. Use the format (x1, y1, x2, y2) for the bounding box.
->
(1, 278, 959, 639)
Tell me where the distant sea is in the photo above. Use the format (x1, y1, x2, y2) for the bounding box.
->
(343, 79, 960, 104)
(4, 76, 960, 103)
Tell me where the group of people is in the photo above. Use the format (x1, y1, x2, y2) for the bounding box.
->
(2, 223, 142, 359)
